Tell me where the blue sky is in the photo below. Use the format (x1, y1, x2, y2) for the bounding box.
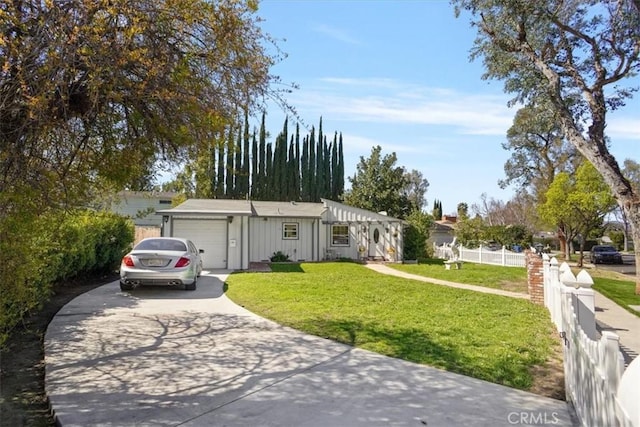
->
(254, 0, 639, 215)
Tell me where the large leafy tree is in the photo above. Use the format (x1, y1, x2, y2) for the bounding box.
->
(0, 0, 279, 214)
(344, 146, 413, 219)
(453, 0, 640, 292)
(0, 0, 282, 331)
(500, 102, 580, 200)
(613, 159, 640, 251)
(402, 169, 430, 213)
(539, 162, 617, 265)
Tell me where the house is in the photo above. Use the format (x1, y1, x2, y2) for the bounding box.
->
(428, 215, 457, 247)
(157, 198, 405, 270)
(109, 191, 178, 227)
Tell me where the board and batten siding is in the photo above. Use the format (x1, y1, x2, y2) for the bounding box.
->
(112, 195, 174, 226)
(322, 200, 404, 261)
(249, 217, 317, 262)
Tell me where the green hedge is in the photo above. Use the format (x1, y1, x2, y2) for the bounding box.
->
(0, 210, 134, 348)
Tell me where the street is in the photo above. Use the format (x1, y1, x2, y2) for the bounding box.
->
(593, 254, 636, 276)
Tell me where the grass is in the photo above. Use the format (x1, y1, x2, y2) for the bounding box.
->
(590, 276, 640, 317)
(225, 262, 558, 392)
(564, 266, 640, 318)
(389, 259, 529, 293)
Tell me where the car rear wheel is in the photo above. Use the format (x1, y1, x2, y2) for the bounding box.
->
(120, 281, 134, 291)
(184, 278, 197, 291)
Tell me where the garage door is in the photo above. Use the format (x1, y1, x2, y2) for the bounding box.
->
(172, 219, 227, 269)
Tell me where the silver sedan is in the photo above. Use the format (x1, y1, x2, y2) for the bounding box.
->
(120, 237, 204, 291)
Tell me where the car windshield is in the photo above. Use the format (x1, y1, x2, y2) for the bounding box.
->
(594, 246, 616, 252)
(135, 239, 187, 252)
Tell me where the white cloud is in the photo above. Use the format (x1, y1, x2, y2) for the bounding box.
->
(341, 133, 442, 157)
(312, 24, 362, 45)
(607, 117, 640, 141)
(287, 79, 516, 136)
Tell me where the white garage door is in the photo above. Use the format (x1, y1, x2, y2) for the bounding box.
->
(172, 219, 227, 269)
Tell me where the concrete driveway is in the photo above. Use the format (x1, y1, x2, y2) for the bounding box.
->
(45, 272, 576, 426)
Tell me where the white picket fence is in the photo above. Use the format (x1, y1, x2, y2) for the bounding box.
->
(434, 243, 526, 267)
(542, 255, 639, 427)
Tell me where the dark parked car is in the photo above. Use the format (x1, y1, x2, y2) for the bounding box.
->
(589, 245, 623, 265)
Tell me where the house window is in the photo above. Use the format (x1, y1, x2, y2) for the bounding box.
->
(283, 223, 299, 240)
(158, 200, 172, 205)
(331, 224, 349, 246)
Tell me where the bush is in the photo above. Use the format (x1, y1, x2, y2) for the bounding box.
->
(0, 209, 134, 348)
(270, 251, 290, 262)
(404, 210, 433, 260)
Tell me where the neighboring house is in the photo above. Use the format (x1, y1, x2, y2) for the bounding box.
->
(157, 198, 406, 270)
(109, 191, 178, 227)
(428, 215, 457, 247)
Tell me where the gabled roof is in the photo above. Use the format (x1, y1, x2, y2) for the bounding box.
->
(118, 190, 178, 199)
(321, 198, 406, 224)
(158, 198, 404, 222)
(157, 199, 253, 215)
(432, 221, 455, 231)
(251, 201, 325, 217)
(157, 199, 324, 217)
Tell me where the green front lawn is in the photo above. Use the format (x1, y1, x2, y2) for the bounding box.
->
(390, 260, 529, 293)
(592, 277, 640, 317)
(225, 262, 558, 392)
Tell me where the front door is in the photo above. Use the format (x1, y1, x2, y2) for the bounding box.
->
(369, 224, 385, 259)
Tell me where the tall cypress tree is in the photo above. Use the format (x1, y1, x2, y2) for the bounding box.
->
(258, 112, 266, 200)
(265, 143, 274, 199)
(294, 124, 301, 201)
(287, 137, 295, 200)
(242, 112, 250, 198)
(337, 133, 345, 199)
(315, 136, 324, 202)
(225, 126, 234, 198)
(331, 132, 338, 200)
(323, 135, 331, 199)
(308, 127, 316, 201)
(273, 129, 286, 200)
(234, 130, 242, 198)
(209, 137, 217, 198)
(251, 130, 258, 199)
(216, 137, 225, 198)
(301, 135, 309, 201)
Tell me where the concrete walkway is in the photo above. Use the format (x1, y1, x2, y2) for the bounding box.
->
(364, 263, 530, 299)
(45, 272, 576, 427)
(364, 263, 640, 363)
(593, 291, 640, 363)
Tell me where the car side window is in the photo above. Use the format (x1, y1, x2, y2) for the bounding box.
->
(188, 241, 197, 254)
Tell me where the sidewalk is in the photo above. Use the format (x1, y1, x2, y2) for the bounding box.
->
(364, 263, 640, 362)
(593, 291, 640, 364)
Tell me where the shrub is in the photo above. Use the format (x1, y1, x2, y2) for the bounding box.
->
(270, 251, 290, 262)
(0, 209, 134, 349)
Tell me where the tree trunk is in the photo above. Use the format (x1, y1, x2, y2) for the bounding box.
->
(554, 104, 640, 295)
(557, 226, 567, 260)
(631, 224, 640, 294)
(563, 132, 640, 293)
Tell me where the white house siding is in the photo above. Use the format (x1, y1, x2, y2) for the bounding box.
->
(322, 199, 404, 261)
(227, 215, 249, 270)
(249, 217, 318, 262)
(111, 192, 176, 226)
(320, 222, 358, 260)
